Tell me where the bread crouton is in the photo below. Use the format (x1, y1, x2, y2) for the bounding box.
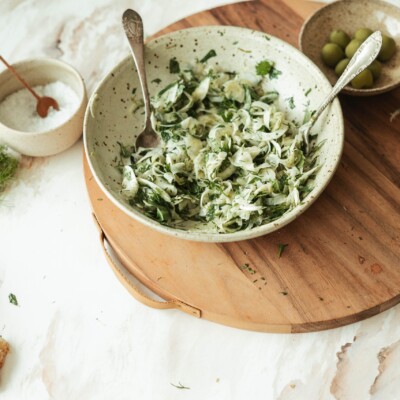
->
(0, 338, 9, 369)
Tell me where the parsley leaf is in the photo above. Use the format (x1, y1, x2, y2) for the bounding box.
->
(255, 60, 273, 76)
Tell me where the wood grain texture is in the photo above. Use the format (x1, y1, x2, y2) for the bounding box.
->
(84, 0, 400, 332)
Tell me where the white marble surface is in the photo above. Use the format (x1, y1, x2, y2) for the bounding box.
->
(1, 1, 400, 399)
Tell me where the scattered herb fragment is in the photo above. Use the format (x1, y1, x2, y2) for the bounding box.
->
(170, 382, 190, 390)
(131, 87, 137, 95)
(305, 88, 312, 97)
(286, 97, 295, 109)
(269, 66, 282, 79)
(8, 293, 18, 306)
(169, 58, 180, 73)
(280, 291, 288, 296)
(151, 78, 162, 84)
(277, 243, 288, 258)
(240, 263, 256, 274)
(200, 49, 217, 63)
(238, 48, 252, 53)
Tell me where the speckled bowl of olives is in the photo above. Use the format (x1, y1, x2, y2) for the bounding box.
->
(299, 0, 400, 96)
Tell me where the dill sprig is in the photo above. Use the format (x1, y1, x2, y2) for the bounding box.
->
(0, 145, 19, 193)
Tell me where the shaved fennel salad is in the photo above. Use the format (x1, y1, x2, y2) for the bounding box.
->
(120, 54, 322, 233)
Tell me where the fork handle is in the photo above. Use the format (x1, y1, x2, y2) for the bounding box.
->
(122, 9, 152, 128)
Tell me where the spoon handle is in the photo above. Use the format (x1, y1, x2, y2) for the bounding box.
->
(311, 31, 382, 124)
(0, 55, 41, 101)
(122, 9, 151, 127)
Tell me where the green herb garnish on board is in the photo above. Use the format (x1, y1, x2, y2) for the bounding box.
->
(9, 293, 18, 306)
(151, 78, 162, 84)
(240, 263, 256, 274)
(170, 382, 190, 390)
(277, 243, 288, 258)
(169, 58, 180, 74)
(200, 49, 217, 63)
(0, 146, 18, 193)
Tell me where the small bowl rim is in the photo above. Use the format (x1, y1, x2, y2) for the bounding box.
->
(0, 57, 87, 135)
(84, 25, 345, 243)
(299, 0, 400, 96)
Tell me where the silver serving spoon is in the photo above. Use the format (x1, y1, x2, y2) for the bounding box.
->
(300, 31, 382, 152)
(122, 9, 160, 148)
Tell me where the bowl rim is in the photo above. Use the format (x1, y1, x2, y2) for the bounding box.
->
(299, 0, 400, 96)
(0, 57, 87, 135)
(84, 25, 344, 243)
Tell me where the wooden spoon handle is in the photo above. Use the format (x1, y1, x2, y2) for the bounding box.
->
(0, 55, 41, 100)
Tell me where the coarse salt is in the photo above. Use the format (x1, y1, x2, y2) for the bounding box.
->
(0, 81, 80, 132)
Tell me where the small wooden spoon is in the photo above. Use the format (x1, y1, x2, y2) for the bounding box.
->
(0, 55, 59, 118)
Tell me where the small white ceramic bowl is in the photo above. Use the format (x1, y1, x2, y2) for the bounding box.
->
(0, 58, 87, 157)
(300, 0, 400, 96)
(84, 26, 344, 243)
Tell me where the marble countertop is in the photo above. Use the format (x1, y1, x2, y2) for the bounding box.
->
(1, 1, 400, 399)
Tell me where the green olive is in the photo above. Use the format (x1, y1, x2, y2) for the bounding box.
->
(329, 29, 351, 49)
(335, 58, 350, 76)
(354, 28, 373, 42)
(378, 34, 396, 62)
(351, 69, 374, 89)
(321, 43, 345, 67)
(345, 39, 362, 58)
(368, 59, 382, 79)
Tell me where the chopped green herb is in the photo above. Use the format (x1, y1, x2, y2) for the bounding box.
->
(277, 243, 288, 258)
(9, 293, 18, 306)
(305, 88, 312, 97)
(169, 58, 180, 73)
(286, 97, 295, 109)
(200, 49, 217, 63)
(232, 41, 238, 45)
(269, 66, 282, 79)
(131, 87, 137, 95)
(151, 78, 162, 84)
(256, 60, 273, 76)
(117, 142, 132, 158)
(0, 146, 18, 193)
(240, 263, 256, 274)
(264, 35, 271, 41)
(170, 382, 190, 390)
(238, 48, 252, 53)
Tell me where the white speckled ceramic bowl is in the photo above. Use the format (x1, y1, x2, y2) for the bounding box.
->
(84, 26, 344, 242)
(0, 58, 87, 156)
(300, 0, 400, 96)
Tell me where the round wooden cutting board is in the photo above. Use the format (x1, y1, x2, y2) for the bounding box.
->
(84, 0, 400, 333)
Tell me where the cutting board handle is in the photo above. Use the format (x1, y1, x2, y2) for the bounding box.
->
(92, 214, 201, 318)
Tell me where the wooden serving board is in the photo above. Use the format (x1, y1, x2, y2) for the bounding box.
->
(84, 0, 400, 333)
